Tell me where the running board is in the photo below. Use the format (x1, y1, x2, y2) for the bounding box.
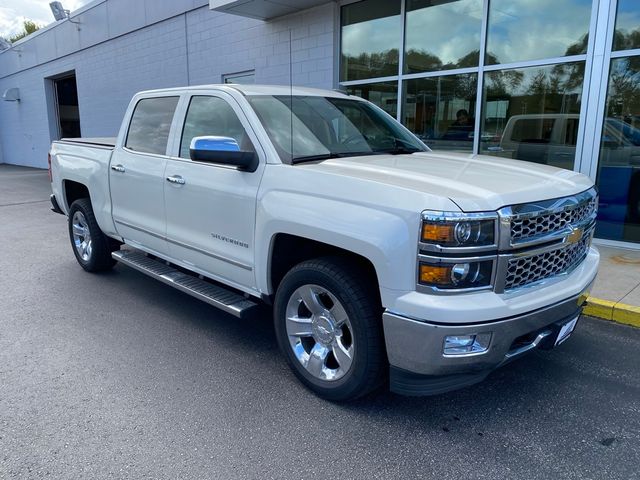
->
(112, 250, 259, 318)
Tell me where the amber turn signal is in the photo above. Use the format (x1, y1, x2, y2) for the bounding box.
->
(419, 264, 452, 284)
(421, 223, 456, 243)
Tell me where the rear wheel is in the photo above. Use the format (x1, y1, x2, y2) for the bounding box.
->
(274, 257, 385, 401)
(68, 198, 118, 272)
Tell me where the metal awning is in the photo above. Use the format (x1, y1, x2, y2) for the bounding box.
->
(209, 0, 331, 20)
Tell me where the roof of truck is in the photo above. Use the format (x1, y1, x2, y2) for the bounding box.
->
(136, 84, 351, 98)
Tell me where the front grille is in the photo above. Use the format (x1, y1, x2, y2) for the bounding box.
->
(504, 234, 591, 290)
(510, 195, 597, 243)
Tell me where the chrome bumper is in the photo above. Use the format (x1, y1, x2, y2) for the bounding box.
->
(384, 282, 593, 396)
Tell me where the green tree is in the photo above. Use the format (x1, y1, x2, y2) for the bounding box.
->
(8, 19, 41, 43)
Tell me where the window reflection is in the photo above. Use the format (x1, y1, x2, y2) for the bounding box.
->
(596, 56, 640, 243)
(340, 0, 401, 81)
(480, 62, 585, 170)
(486, 0, 591, 65)
(346, 82, 398, 117)
(613, 0, 640, 51)
(402, 74, 478, 151)
(404, 0, 482, 74)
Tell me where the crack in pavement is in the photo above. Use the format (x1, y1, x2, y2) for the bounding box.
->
(0, 200, 49, 208)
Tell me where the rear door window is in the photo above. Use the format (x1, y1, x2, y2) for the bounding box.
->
(125, 96, 179, 155)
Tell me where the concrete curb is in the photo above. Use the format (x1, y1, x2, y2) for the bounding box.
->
(584, 297, 640, 328)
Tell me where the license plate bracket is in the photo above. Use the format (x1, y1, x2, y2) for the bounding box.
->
(555, 316, 579, 346)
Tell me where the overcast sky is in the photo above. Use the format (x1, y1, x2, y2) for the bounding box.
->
(0, 0, 90, 38)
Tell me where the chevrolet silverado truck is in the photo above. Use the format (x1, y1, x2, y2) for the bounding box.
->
(49, 85, 599, 400)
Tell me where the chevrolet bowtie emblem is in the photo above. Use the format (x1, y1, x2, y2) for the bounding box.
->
(566, 227, 584, 245)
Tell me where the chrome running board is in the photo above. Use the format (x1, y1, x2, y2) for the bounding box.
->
(112, 250, 259, 318)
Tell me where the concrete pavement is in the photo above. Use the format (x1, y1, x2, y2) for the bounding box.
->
(586, 243, 640, 327)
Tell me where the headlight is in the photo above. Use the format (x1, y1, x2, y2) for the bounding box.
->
(421, 213, 496, 248)
(419, 260, 493, 290)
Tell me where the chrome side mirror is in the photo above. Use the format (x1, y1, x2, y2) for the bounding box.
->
(189, 136, 258, 172)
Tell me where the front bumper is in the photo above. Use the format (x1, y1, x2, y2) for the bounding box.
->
(384, 281, 593, 396)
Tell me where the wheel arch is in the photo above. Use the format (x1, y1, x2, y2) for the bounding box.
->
(267, 233, 382, 303)
(63, 179, 91, 211)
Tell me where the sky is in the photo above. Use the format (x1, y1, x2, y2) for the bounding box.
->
(0, 0, 90, 38)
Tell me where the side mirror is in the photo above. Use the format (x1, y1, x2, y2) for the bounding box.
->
(189, 136, 258, 172)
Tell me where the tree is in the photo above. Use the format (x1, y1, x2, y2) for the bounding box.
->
(8, 19, 41, 43)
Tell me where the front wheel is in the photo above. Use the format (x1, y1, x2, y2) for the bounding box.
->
(68, 198, 118, 272)
(274, 257, 385, 401)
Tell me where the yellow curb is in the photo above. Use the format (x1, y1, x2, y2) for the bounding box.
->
(584, 297, 640, 328)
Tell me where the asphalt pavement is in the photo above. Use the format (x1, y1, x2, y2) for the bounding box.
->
(1, 165, 639, 479)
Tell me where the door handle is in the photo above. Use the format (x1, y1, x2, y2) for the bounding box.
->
(166, 175, 186, 185)
(111, 164, 125, 173)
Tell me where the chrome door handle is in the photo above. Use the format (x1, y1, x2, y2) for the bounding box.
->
(166, 175, 186, 185)
(111, 164, 125, 173)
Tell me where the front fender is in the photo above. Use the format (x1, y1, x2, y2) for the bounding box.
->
(255, 190, 419, 300)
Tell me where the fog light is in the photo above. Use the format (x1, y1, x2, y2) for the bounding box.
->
(443, 333, 492, 355)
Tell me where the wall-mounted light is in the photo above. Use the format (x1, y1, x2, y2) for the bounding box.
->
(49, 1, 81, 29)
(3, 88, 20, 102)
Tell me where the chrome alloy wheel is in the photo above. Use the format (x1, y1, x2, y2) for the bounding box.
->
(71, 211, 92, 261)
(285, 284, 355, 381)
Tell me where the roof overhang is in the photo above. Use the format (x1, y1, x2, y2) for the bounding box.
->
(209, 0, 331, 20)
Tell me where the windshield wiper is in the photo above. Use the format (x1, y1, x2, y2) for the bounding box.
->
(291, 153, 344, 164)
(291, 151, 374, 164)
(375, 137, 422, 155)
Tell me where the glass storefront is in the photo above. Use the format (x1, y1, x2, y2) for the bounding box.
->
(339, 0, 640, 246)
(402, 74, 477, 151)
(485, 0, 592, 65)
(340, 0, 401, 81)
(404, 0, 482, 73)
(346, 81, 398, 117)
(480, 63, 585, 170)
(595, 0, 640, 243)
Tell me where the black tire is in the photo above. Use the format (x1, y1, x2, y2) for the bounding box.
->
(68, 198, 118, 272)
(274, 256, 386, 401)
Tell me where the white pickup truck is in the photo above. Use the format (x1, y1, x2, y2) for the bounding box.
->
(49, 84, 599, 400)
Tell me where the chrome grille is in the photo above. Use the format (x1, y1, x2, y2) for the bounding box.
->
(504, 234, 591, 290)
(510, 195, 597, 244)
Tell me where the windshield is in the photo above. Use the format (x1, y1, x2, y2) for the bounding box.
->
(246, 95, 428, 163)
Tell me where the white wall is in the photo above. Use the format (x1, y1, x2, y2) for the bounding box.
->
(0, 0, 337, 168)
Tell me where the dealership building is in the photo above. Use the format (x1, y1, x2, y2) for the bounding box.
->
(0, 0, 639, 246)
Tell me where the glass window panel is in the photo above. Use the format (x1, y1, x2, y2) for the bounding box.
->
(404, 0, 483, 74)
(346, 81, 398, 118)
(179, 96, 254, 159)
(595, 56, 640, 244)
(125, 96, 179, 155)
(613, 0, 640, 51)
(402, 73, 478, 152)
(340, 0, 401, 81)
(480, 62, 585, 170)
(485, 0, 591, 65)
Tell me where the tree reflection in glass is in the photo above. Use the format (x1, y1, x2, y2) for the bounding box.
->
(485, 0, 591, 65)
(480, 62, 585, 171)
(402, 74, 478, 152)
(613, 0, 640, 51)
(340, 0, 401, 81)
(404, 0, 482, 74)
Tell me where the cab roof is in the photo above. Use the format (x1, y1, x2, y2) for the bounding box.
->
(137, 84, 351, 98)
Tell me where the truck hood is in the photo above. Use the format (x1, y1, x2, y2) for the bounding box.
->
(299, 151, 594, 211)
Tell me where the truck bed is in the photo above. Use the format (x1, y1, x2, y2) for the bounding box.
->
(58, 137, 116, 148)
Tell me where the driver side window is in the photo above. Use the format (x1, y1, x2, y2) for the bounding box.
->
(179, 96, 255, 159)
